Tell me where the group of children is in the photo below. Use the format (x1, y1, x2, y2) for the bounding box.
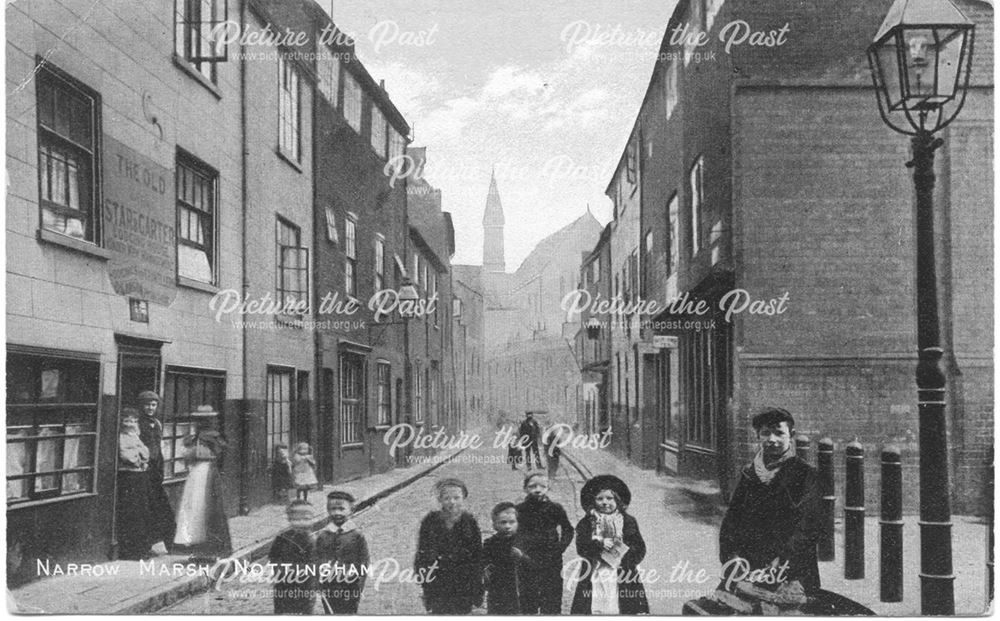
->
(269, 491, 369, 614)
(271, 442, 320, 502)
(415, 471, 650, 616)
(269, 469, 649, 615)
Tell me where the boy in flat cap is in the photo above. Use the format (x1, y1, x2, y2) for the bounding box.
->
(317, 491, 370, 614)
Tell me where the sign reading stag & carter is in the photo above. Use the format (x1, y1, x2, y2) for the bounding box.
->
(102, 137, 177, 306)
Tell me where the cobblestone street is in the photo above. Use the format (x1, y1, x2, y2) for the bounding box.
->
(159, 444, 602, 615)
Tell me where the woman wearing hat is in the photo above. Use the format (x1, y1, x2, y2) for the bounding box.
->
(136, 390, 176, 553)
(173, 405, 232, 560)
(570, 475, 649, 615)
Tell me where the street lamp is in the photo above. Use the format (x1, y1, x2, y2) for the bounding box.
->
(867, 0, 975, 614)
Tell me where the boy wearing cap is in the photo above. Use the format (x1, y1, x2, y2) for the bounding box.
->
(317, 491, 370, 614)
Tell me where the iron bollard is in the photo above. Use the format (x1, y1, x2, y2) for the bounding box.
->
(817, 437, 835, 561)
(880, 446, 903, 601)
(795, 434, 810, 462)
(845, 440, 865, 579)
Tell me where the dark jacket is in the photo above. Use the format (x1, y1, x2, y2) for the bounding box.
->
(515, 496, 574, 566)
(138, 415, 164, 482)
(518, 418, 541, 444)
(316, 521, 369, 613)
(570, 512, 649, 615)
(483, 533, 535, 614)
(415, 511, 484, 612)
(269, 529, 316, 614)
(718, 456, 822, 593)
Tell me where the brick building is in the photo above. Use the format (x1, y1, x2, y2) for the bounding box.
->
(5, 0, 450, 585)
(588, 0, 993, 513)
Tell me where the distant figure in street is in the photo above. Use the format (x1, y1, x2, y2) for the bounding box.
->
(518, 412, 543, 470)
(116, 408, 153, 560)
(506, 434, 523, 471)
(483, 502, 534, 614)
(292, 442, 318, 501)
(570, 475, 649, 615)
(173, 405, 232, 561)
(543, 426, 565, 480)
(270, 442, 294, 503)
(270, 500, 317, 614)
(515, 472, 574, 614)
(718, 407, 822, 597)
(415, 478, 484, 614)
(137, 390, 176, 554)
(317, 491, 370, 614)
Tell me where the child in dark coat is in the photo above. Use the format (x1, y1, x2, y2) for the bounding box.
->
(316, 491, 370, 614)
(515, 472, 574, 614)
(415, 478, 484, 614)
(269, 500, 317, 614)
(482, 502, 535, 614)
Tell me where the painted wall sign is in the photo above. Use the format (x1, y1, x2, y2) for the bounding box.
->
(102, 137, 176, 306)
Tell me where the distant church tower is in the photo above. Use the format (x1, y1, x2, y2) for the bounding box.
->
(482, 169, 505, 273)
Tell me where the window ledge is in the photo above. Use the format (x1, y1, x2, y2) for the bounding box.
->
(276, 148, 303, 172)
(372, 424, 392, 431)
(37, 229, 111, 260)
(7, 491, 98, 511)
(177, 276, 220, 294)
(342, 443, 364, 450)
(172, 54, 222, 100)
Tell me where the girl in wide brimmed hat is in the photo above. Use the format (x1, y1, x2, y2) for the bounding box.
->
(173, 405, 232, 561)
(570, 475, 650, 615)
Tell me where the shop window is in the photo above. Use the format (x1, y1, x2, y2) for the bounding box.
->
(162, 367, 225, 479)
(7, 350, 100, 504)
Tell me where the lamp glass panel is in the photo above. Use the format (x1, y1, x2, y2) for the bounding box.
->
(933, 27, 966, 100)
(903, 28, 937, 100)
(876, 37, 904, 109)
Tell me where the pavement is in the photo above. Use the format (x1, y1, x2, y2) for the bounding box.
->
(6, 448, 463, 615)
(11, 441, 991, 616)
(563, 446, 993, 616)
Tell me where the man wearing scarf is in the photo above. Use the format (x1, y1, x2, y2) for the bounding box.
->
(718, 407, 822, 595)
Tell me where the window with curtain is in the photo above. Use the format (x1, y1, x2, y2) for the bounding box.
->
(324, 205, 339, 243)
(668, 192, 679, 274)
(340, 354, 364, 445)
(376, 362, 391, 426)
(7, 351, 99, 504)
(176, 152, 217, 283)
(36, 67, 98, 242)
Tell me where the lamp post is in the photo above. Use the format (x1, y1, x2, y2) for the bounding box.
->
(866, 0, 975, 614)
(397, 278, 419, 466)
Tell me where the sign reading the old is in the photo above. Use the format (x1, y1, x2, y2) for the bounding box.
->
(102, 137, 176, 306)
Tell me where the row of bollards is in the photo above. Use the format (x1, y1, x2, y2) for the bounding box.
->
(795, 435, 904, 602)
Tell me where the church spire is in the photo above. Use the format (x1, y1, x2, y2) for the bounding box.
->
(483, 167, 504, 226)
(482, 169, 505, 273)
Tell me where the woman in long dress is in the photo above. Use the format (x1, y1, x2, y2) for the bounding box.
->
(173, 405, 232, 560)
(116, 409, 154, 560)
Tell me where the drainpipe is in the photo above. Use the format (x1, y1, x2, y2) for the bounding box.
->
(238, 0, 250, 516)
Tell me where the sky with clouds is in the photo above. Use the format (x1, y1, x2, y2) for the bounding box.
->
(326, 0, 679, 268)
